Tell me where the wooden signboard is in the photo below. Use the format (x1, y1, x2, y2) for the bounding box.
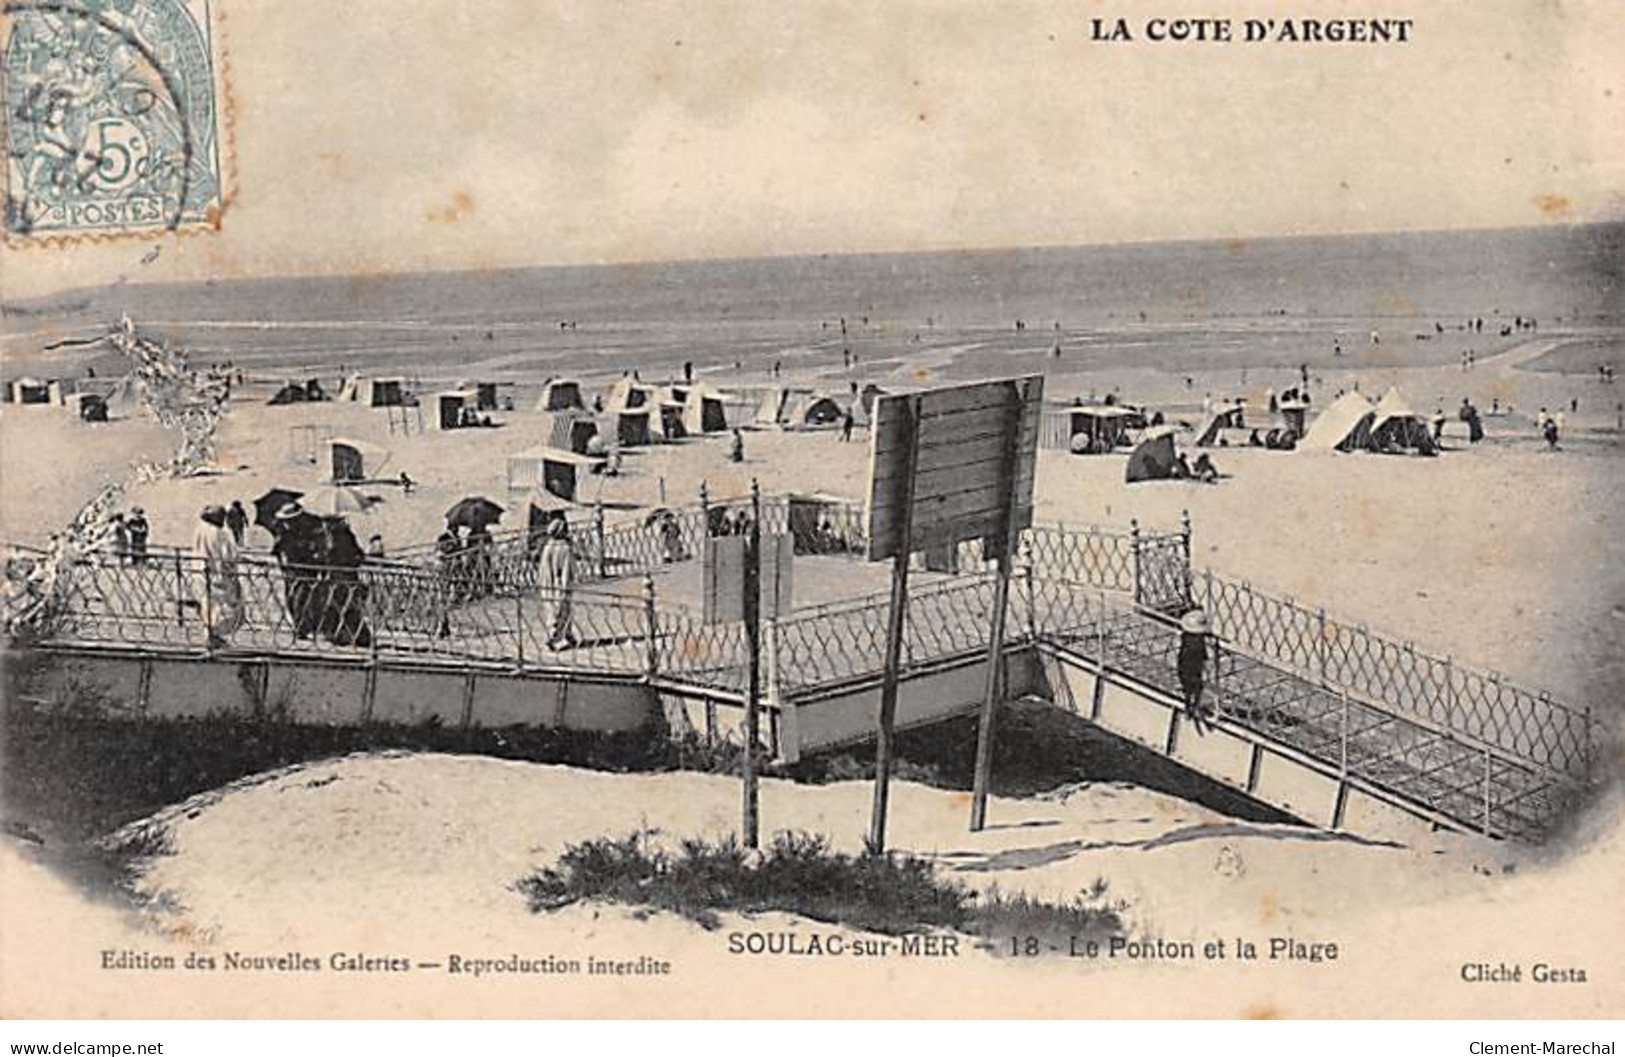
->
(858, 376, 1045, 851)
(863, 376, 1045, 561)
(703, 534, 793, 625)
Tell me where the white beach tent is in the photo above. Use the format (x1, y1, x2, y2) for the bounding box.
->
(329, 437, 392, 482)
(1300, 391, 1376, 452)
(506, 445, 604, 501)
(337, 375, 410, 406)
(1368, 386, 1438, 454)
(679, 382, 730, 434)
(6, 377, 65, 405)
(534, 378, 585, 413)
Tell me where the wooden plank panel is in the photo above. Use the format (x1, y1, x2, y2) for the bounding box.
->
(864, 377, 1042, 561)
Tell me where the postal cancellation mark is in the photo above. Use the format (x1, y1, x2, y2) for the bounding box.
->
(2, 0, 225, 239)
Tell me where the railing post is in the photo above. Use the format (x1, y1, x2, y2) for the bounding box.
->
(172, 550, 186, 630)
(1129, 518, 1143, 605)
(201, 559, 213, 653)
(1180, 509, 1193, 607)
(514, 590, 525, 667)
(1481, 745, 1494, 836)
(1583, 705, 1594, 784)
(1339, 685, 1349, 778)
(593, 502, 606, 580)
(1022, 546, 1038, 644)
(643, 574, 659, 677)
(1317, 607, 1329, 686)
(698, 481, 711, 539)
(1096, 587, 1108, 669)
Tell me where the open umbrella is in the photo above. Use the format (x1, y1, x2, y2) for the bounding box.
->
(446, 496, 504, 531)
(301, 485, 379, 518)
(253, 488, 305, 531)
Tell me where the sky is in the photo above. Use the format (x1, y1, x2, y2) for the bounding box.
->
(3, 0, 1623, 299)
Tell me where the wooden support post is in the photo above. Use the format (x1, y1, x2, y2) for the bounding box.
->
(742, 480, 763, 849)
(642, 574, 659, 677)
(969, 547, 1014, 832)
(869, 396, 920, 856)
(971, 383, 1027, 833)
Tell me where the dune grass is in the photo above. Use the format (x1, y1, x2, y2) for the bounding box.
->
(518, 829, 1124, 948)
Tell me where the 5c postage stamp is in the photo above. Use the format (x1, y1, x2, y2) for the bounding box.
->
(1, 0, 227, 241)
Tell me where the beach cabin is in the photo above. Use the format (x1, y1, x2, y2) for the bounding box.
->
(6, 378, 65, 405)
(337, 374, 410, 407)
(534, 378, 586, 413)
(330, 437, 391, 482)
(537, 408, 599, 454)
(679, 383, 730, 434)
(607, 377, 658, 412)
(66, 392, 108, 422)
(1300, 392, 1376, 452)
(1043, 405, 1138, 454)
(433, 389, 484, 430)
(507, 446, 602, 502)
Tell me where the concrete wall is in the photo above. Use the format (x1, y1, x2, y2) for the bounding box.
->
(785, 649, 1043, 759)
(31, 649, 659, 734)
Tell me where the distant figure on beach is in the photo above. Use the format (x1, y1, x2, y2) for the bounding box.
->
(126, 507, 149, 565)
(1571, 397, 1579, 413)
(1543, 417, 1560, 451)
(1178, 610, 1213, 731)
(683, 361, 694, 383)
(1266, 387, 1276, 413)
(539, 519, 575, 650)
(1192, 453, 1219, 484)
(399, 472, 416, 495)
(1460, 398, 1484, 444)
(840, 409, 855, 442)
(192, 505, 242, 650)
(729, 428, 745, 463)
(1432, 407, 1447, 441)
(226, 501, 247, 545)
(1370, 329, 1380, 346)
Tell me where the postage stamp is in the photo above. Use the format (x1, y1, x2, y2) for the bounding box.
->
(1, 0, 227, 241)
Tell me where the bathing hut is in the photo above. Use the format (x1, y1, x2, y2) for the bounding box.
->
(507, 446, 603, 502)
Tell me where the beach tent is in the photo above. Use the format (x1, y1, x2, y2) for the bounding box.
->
(606, 377, 659, 412)
(506, 446, 603, 501)
(337, 375, 409, 406)
(7, 378, 64, 405)
(433, 389, 482, 430)
(604, 380, 665, 445)
(1195, 406, 1246, 447)
(454, 381, 500, 411)
(329, 437, 391, 482)
(534, 378, 585, 413)
(679, 382, 730, 434)
(1125, 426, 1181, 484)
(754, 387, 795, 427)
(1279, 397, 1311, 439)
(66, 393, 108, 422)
(268, 381, 311, 405)
(784, 391, 846, 429)
(1368, 387, 1438, 455)
(1300, 392, 1376, 452)
(537, 408, 599, 454)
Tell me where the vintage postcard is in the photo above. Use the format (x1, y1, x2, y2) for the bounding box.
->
(0, 0, 1621, 1021)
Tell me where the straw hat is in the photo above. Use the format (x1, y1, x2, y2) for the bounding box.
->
(1180, 609, 1212, 635)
